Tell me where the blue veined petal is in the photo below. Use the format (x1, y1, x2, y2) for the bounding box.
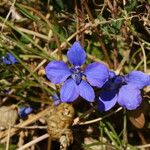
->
(98, 89, 118, 111)
(2, 53, 18, 65)
(84, 62, 109, 87)
(45, 61, 71, 84)
(125, 71, 150, 89)
(60, 79, 79, 102)
(67, 41, 86, 66)
(118, 84, 142, 110)
(78, 80, 95, 102)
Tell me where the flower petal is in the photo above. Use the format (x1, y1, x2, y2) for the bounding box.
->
(52, 93, 61, 105)
(79, 80, 95, 102)
(45, 61, 71, 84)
(84, 62, 109, 87)
(60, 79, 79, 102)
(118, 84, 142, 110)
(125, 71, 150, 89)
(67, 41, 86, 66)
(98, 89, 118, 111)
(109, 70, 116, 78)
(19, 107, 33, 118)
(2, 53, 18, 65)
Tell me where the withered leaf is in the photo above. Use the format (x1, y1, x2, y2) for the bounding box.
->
(129, 111, 145, 128)
(128, 101, 148, 128)
(0, 106, 18, 129)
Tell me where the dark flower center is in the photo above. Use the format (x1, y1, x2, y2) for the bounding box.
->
(104, 75, 126, 90)
(70, 66, 83, 85)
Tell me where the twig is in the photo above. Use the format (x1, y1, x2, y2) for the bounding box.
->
(0, 0, 16, 33)
(134, 60, 144, 71)
(80, 0, 85, 45)
(76, 107, 123, 125)
(28, 59, 47, 77)
(13, 125, 47, 130)
(75, 0, 79, 41)
(123, 109, 128, 148)
(17, 133, 49, 150)
(115, 50, 130, 74)
(0, 23, 52, 41)
(0, 107, 51, 143)
(49, 10, 138, 61)
(17, 27, 50, 41)
(139, 41, 147, 73)
(136, 143, 150, 149)
(2, 89, 15, 102)
(47, 136, 52, 150)
(87, 53, 108, 65)
(5, 124, 11, 150)
(83, 0, 113, 68)
(137, 131, 147, 146)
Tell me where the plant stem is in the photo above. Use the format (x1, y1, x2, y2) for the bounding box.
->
(123, 109, 128, 148)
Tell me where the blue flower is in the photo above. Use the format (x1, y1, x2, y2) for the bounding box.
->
(45, 41, 109, 102)
(1, 53, 18, 65)
(98, 71, 150, 111)
(18, 107, 33, 118)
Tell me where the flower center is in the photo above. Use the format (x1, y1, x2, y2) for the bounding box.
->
(104, 75, 126, 90)
(111, 75, 126, 90)
(70, 66, 83, 85)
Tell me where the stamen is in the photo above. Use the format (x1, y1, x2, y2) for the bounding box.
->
(70, 67, 82, 85)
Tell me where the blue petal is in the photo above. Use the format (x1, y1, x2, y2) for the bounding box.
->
(113, 75, 125, 86)
(25, 107, 33, 114)
(52, 93, 61, 105)
(52, 92, 60, 101)
(125, 71, 150, 89)
(67, 41, 86, 66)
(84, 62, 109, 87)
(60, 79, 79, 102)
(79, 80, 95, 102)
(2, 53, 18, 65)
(98, 89, 118, 111)
(109, 71, 116, 78)
(118, 84, 142, 110)
(45, 61, 71, 84)
(19, 107, 33, 118)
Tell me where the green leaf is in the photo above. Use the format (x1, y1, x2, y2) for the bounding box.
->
(20, 35, 31, 44)
(15, 3, 39, 21)
(124, 0, 137, 12)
